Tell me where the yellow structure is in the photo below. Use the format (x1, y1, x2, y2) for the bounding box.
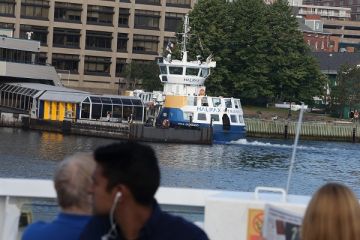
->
(43, 101, 76, 121)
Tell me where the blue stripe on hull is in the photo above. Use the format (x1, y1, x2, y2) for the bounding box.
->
(157, 107, 246, 143)
(211, 125, 246, 143)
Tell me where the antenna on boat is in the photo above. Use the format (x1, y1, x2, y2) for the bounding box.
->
(181, 14, 190, 63)
(286, 103, 305, 194)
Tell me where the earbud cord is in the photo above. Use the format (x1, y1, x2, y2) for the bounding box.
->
(102, 195, 120, 240)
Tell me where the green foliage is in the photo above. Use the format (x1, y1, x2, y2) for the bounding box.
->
(330, 64, 360, 117)
(187, 0, 326, 105)
(124, 61, 162, 91)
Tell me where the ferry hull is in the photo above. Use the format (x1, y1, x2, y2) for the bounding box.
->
(212, 125, 246, 143)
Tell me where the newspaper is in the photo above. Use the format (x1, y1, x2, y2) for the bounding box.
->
(262, 204, 303, 240)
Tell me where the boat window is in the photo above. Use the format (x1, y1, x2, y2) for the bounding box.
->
(183, 112, 194, 122)
(160, 66, 167, 74)
(224, 99, 233, 108)
(201, 97, 208, 106)
(187, 96, 197, 106)
(210, 114, 219, 122)
(234, 99, 241, 109)
(212, 98, 221, 107)
(230, 115, 238, 123)
(186, 67, 199, 76)
(197, 113, 207, 121)
(200, 68, 209, 77)
(102, 104, 112, 118)
(169, 66, 183, 75)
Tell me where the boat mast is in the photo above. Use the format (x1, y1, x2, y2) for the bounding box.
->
(181, 14, 190, 63)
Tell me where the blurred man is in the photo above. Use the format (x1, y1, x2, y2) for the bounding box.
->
(22, 153, 95, 240)
(80, 141, 208, 240)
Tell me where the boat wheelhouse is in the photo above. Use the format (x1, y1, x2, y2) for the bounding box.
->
(155, 15, 246, 143)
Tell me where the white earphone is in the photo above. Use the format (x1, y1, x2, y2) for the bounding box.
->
(102, 191, 122, 240)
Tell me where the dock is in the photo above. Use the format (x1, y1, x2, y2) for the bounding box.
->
(0, 112, 213, 145)
(246, 118, 359, 142)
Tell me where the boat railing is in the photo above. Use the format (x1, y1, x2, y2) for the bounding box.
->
(0, 178, 309, 240)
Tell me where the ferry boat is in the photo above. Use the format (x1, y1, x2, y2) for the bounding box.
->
(155, 15, 246, 143)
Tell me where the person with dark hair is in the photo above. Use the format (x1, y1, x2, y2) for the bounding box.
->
(80, 141, 208, 240)
(22, 153, 95, 240)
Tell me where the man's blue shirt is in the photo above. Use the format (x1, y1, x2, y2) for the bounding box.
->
(80, 201, 209, 240)
(22, 212, 91, 240)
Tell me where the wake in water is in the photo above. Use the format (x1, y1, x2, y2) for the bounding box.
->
(229, 138, 318, 150)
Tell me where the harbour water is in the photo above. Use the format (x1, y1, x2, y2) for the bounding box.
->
(0, 127, 359, 197)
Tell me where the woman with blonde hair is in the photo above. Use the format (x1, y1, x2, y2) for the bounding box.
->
(301, 182, 360, 240)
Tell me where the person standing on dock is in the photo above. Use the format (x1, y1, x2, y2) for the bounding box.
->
(22, 153, 95, 240)
(80, 142, 209, 240)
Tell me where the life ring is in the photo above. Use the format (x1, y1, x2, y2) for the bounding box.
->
(162, 119, 170, 128)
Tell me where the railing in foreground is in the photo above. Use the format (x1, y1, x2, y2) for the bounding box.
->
(0, 178, 310, 240)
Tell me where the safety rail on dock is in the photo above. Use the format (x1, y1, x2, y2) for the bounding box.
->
(0, 178, 310, 240)
(245, 118, 360, 141)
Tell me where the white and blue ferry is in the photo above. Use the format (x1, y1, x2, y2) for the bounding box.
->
(155, 15, 246, 143)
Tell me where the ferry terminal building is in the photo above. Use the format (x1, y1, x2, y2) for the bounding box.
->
(0, 0, 196, 94)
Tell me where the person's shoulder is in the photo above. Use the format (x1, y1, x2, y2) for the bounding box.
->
(22, 221, 50, 240)
(79, 215, 110, 240)
(159, 212, 209, 240)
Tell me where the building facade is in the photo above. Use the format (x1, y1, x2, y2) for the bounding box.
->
(0, 0, 195, 93)
(303, 0, 360, 21)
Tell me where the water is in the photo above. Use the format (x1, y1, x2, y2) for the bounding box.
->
(0, 127, 359, 197)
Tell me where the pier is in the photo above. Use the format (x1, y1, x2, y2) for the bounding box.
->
(246, 118, 359, 142)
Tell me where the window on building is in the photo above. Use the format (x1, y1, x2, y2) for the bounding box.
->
(116, 58, 127, 77)
(117, 33, 128, 52)
(0, 0, 15, 17)
(54, 2, 82, 23)
(0, 22, 14, 29)
(86, 31, 112, 51)
(53, 28, 81, 48)
(52, 53, 79, 73)
(166, 0, 191, 8)
(87, 5, 114, 26)
(20, 25, 48, 46)
(135, 0, 160, 5)
(0, 48, 33, 63)
(84, 56, 111, 76)
(133, 34, 159, 54)
(118, 8, 130, 27)
(165, 12, 184, 32)
(37, 52, 47, 64)
(134, 10, 160, 30)
(21, 0, 49, 20)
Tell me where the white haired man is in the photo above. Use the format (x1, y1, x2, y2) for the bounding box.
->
(22, 153, 95, 240)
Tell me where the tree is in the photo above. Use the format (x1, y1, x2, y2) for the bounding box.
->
(123, 61, 162, 91)
(330, 64, 360, 117)
(187, 0, 326, 105)
(266, 0, 326, 104)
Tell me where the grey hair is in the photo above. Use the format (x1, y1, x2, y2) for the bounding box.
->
(54, 152, 95, 211)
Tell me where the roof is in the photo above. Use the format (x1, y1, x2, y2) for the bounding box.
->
(39, 91, 88, 103)
(311, 52, 360, 73)
(6, 82, 87, 93)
